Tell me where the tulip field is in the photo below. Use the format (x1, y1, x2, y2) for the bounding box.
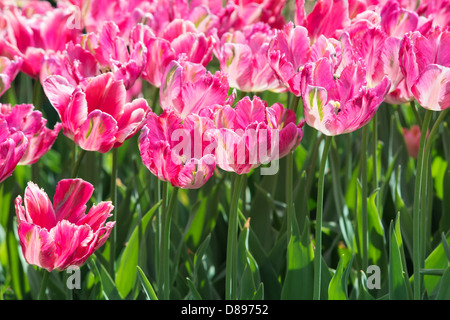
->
(1, 0, 450, 304)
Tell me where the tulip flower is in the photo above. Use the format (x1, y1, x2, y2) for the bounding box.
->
(0, 103, 62, 165)
(212, 96, 304, 175)
(159, 58, 231, 119)
(301, 58, 390, 136)
(417, 0, 450, 29)
(43, 72, 150, 153)
(41, 21, 147, 90)
(215, 22, 284, 93)
(268, 22, 340, 96)
(0, 56, 22, 98)
(0, 6, 81, 78)
(400, 27, 450, 111)
(295, 0, 350, 42)
(0, 117, 28, 183)
(139, 110, 216, 189)
(15, 179, 115, 271)
(402, 125, 430, 159)
(79, 21, 147, 90)
(130, 19, 213, 88)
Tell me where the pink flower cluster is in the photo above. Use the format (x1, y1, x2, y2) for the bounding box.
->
(0, 0, 447, 271)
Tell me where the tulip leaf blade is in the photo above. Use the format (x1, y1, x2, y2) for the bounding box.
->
(115, 200, 161, 299)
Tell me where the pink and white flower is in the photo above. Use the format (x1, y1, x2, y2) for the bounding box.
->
(399, 27, 450, 111)
(0, 117, 28, 183)
(212, 96, 304, 175)
(215, 22, 284, 93)
(139, 111, 216, 189)
(15, 179, 115, 271)
(301, 58, 390, 136)
(0, 103, 61, 165)
(43, 72, 150, 153)
(159, 58, 231, 119)
(0, 56, 22, 98)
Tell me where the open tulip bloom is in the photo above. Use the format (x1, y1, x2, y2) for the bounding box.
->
(212, 96, 305, 175)
(43, 72, 150, 153)
(0, 117, 28, 183)
(139, 110, 216, 189)
(2, 0, 450, 303)
(0, 103, 61, 165)
(400, 27, 450, 111)
(0, 56, 22, 98)
(15, 179, 115, 272)
(301, 58, 391, 136)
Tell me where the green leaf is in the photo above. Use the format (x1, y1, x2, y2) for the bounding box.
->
(186, 277, 203, 300)
(423, 233, 450, 295)
(435, 266, 450, 300)
(193, 234, 211, 279)
(356, 187, 388, 276)
(281, 217, 314, 299)
(431, 156, 447, 200)
(441, 233, 450, 263)
(237, 219, 261, 299)
(137, 266, 158, 300)
(328, 254, 354, 300)
(388, 220, 408, 300)
(115, 200, 161, 298)
(185, 179, 223, 248)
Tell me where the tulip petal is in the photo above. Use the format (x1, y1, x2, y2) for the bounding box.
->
(412, 65, 450, 111)
(53, 179, 95, 224)
(17, 222, 56, 272)
(24, 181, 57, 230)
(75, 110, 118, 153)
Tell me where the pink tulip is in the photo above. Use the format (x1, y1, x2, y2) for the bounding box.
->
(417, 0, 450, 29)
(400, 27, 450, 111)
(15, 179, 115, 271)
(80, 21, 147, 89)
(0, 6, 81, 78)
(340, 1, 431, 105)
(43, 72, 150, 153)
(0, 103, 61, 165)
(159, 58, 231, 119)
(295, 0, 350, 42)
(301, 58, 390, 136)
(213, 96, 304, 175)
(139, 111, 216, 189)
(130, 19, 213, 88)
(0, 117, 28, 183)
(215, 22, 285, 93)
(0, 56, 22, 98)
(268, 22, 340, 96)
(41, 21, 146, 90)
(403, 125, 428, 159)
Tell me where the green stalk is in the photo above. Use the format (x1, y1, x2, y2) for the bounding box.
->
(153, 176, 161, 293)
(410, 100, 423, 130)
(413, 109, 432, 300)
(38, 270, 50, 300)
(109, 148, 118, 279)
(372, 112, 379, 210)
(286, 152, 294, 244)
(226, 174, 246, 300)
(71, 148, 87, 178)
(158, 181, 168, 297)
(162, 186, 178, 300)
(420, 109, 449, 269)
(420, 151, 431, 268)
(313, 135, 332, 300)
(31, 79, 43, 184)
(361, 125, 369, 273)
(286, 94, 300, 243)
